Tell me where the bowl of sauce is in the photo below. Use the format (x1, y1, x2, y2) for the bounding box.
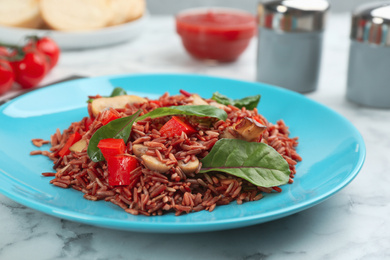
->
(176, 8, 256, 62)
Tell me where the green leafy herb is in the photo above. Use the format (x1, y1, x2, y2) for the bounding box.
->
(87, 87, 127, 103)
(109, 87, 127, 97)
(200, 139, 290, 187)
(137, 105, 228, 122)
(87, 110, 141, 162)
(211, 92, 261, 110)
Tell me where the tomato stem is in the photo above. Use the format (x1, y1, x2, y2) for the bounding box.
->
(0, 42, 20, 49)
(0, 43, 25, 61)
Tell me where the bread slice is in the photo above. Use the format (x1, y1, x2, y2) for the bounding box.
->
(107, 0, 145, 26)
(40, 0, 112, 31)
(127, 0, 146, 22)
(107, 0, 134, 26)
(0, 0, 42, 28)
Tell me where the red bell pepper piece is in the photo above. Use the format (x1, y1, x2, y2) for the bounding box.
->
(253, 116, 264, 125)
(149, 100, 161, 106)
(97, 138, 126, 160)
(101, 109, 121, 125)
(159, 116, 197, 138)
(84, 117, 94, 131)
(107, 155, 139, 186)
(58, 132, 82, 157)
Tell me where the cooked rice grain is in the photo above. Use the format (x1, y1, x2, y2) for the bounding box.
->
(35, 92, 300, 216)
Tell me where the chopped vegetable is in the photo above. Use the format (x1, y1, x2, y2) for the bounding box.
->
(58, 132, 82, 157)
(97, 138, 126, 160)
(141, 155, 172, 173)
(91, 95, 147, 117)
(221, 117, 266, 142)
(209, 101, 228, 110)
(69, 139, 87, 153)
(84, 117, 94, 131)
(190, 94, 208, 105)
(159, 116, 197, 138)
(149, 100, 161, 106)
(101, 109, 121, 126)
(107, 155, 139, 186)
(178, 158, 199, 174)
(132, 144, 148, 157)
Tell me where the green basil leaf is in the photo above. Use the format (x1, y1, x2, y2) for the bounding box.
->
(137, 105, 227, 122)
(211, 92, 261, 110)
(200, 139, 290, 187)
(87, 110, 141, 162)
(110, 87, 127, 97)
(234, 95, 261, 110)
(210, 92, 233, 106)
(87, 87, 127, 103)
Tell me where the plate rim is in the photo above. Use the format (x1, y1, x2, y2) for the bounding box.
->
(0, 73, 366, 233)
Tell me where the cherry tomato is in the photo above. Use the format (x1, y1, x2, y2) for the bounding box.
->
(12, 50, 48, 89)
(35, 37, 60, 70)
(0, 59, 14, 95)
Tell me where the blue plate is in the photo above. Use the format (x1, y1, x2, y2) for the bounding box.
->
(0, 74, 365, 233)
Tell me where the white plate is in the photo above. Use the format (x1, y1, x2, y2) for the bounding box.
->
(0, 12, 149, 50)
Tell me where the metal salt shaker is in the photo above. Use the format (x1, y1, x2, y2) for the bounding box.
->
(346, 2, 390, 108)
(256, 0, 330, 93)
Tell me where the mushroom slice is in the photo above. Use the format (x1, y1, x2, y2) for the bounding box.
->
(141, 155, 172, 173)
(190, 94, 209, 105)
(209, 101, 228, 110)
(189, 94, 229, 110)
(69, 139, 87, 153)
(132, 144, 148, 157)
(222, 117, 266, 142)
(220, 128, 237, 139)
(91, 95, 147, 117)
(178, 158, 199, 174)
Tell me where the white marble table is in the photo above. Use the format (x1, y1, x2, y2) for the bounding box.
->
(1, 14, 389, 260)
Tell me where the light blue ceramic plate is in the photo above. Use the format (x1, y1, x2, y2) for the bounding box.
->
(0, 74, 365, 233)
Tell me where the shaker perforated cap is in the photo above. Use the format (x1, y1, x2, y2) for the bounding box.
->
(257, 0, 330, 32)
(350, 2, 390, 46)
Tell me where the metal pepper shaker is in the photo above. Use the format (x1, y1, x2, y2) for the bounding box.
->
(346, 2, 390, 108)
(256, 0, 330, 93)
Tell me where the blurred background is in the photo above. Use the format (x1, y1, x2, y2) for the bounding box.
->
(147, 0, 372, 14)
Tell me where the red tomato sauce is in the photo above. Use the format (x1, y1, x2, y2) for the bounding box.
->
(176, 9, 256, 62)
